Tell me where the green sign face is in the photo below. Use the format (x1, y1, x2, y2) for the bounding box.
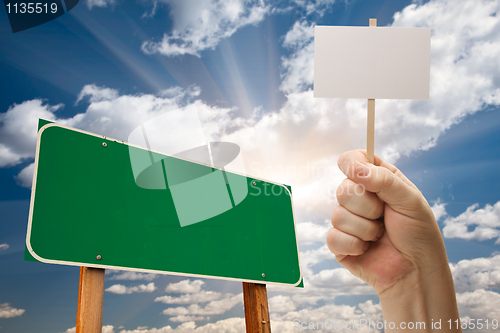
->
(26, 121, 302, 286)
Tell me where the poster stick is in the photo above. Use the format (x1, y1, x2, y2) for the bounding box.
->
(242, 282, 271, 333)
(367, 99, 375, 164)
(367, 18, 377, 164)
(76, 267, 105, 333)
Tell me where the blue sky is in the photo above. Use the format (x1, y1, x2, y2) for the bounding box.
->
(1, 0, 500, 332)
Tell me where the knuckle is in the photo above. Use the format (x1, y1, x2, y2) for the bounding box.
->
(335, 183, 345, 201)
(326, 227, 334, 243)
(379, 168, 395, 191)
(330, 206, 345, 228)
(337, 153, 349, 175)
(367, 221, 382, 240)
(349, 235, 363, 255)
(366, 199, 384, 220)
(336, 179, 355, 204)
(337, 154, 346, 169)
(326, 228, 340, 253)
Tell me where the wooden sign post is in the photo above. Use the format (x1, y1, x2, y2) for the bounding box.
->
(74, 273, 272, 333)
(76, 267, 105, 333)
(243, 282, 271, 333)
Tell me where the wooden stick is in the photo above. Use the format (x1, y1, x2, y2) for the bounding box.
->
(76, 267, 105, 333)
(367, 99, 375, 164)
(243, 282, 271, 333)
(367, 18, 377, 164)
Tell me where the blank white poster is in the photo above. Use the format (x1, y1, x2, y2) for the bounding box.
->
(314, 26, 431, 100)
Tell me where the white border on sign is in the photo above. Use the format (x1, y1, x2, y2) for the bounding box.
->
(26, 122, 303, 287)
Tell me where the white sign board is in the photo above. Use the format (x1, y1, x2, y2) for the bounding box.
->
(314, 26, 431, 100)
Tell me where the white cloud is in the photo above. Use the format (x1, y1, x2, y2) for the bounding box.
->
(187, 317, 245, 332)
(155, 291, 221, 304)
(0, 99, 61, 167)
(63, 325, 114, 333)
(431, 200, 447, 221)
(141, 0, 269, 57)
(141, 1, 158, 19)
(165, 280, 205, 294)
(269, 244, 373, 307)
(75, 84, 119, 104)
(296, 220, 331, 245)
(445, 255, 500, 328)
(86, 0, 114, 10)
(271, 268, 374, 307)
(157, 280, 238, 321)
(268, 295, 296, 313)
(118, 323, 194, 333)
(0, 84, 235, 187)
(280, 21, 315, 94)
(283, 20, 315, 49)
(68, 84, 223, 144)
(450, 254, 500, 293)
(109, 271, 158, 281)
(268, 243, 364, 306)
(148, 280, 241, 322)
(105, 282, 157, 294)
(162, 293, 242, 317)
(456, 289, 500, 333)
(0, 244, 9, 251)
(14, 162, 34, 188)
(169, 315, 209, 323)
(306, 268, 375, 295)
(443, 201, 500, 243)
(58, 287, 500, 333)
(299, 245, 336, 275)
(291, 0, 336, 16)
(271, 300, 383, 333)
(118, 318, 245, 333)
(0, 303, 25, 318)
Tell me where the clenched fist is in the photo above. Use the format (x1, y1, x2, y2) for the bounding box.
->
(327, 150, 461, 332)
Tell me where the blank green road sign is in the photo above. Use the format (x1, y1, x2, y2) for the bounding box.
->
(26, 121, 302, 286)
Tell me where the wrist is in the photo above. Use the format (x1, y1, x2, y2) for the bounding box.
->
(378, 264, 461, 332)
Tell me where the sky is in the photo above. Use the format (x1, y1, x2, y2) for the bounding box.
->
(1, 0, 500, 332)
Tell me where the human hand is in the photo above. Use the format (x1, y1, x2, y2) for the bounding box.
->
(326, 150, 460, 330)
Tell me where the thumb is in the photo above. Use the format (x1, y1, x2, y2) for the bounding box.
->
(349, 160, 423, 214)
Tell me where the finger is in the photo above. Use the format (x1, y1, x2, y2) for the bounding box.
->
(338, 151, 423, 212)
(338, 150, 417, 190)
(336, 178, 384, 220)
(348, 161, 423, 213)
(326, 227, 370, 256)
(331, 205, 384, 241)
